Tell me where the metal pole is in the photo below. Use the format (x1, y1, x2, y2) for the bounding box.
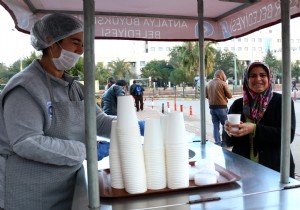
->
(83, 0, 100, 208)
(197, 0, 206, 144)
(233, 38, 237, 94)
(280, 0, 291, 183)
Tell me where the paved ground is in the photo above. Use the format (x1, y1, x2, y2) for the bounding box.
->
(136, 99, 300, 181)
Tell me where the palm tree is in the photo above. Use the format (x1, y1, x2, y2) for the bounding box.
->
(107, 58, 132, 80)
(204, 41, 216, 76)
(169, 41, 216, 81)
(177, 42, 199, 80)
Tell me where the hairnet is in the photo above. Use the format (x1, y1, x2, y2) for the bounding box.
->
(30, 13, 83, 50)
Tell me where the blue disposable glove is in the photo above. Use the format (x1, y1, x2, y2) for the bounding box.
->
(97, 141, 110, 161)
(138, 120, 145, 136)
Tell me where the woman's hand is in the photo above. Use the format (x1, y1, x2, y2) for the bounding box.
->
(224, 121, 255, 137)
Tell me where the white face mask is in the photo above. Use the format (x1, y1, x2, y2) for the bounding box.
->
(51, 44, 81, 71)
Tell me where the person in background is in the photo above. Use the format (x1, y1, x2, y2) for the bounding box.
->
(132, 82, 145, 112)
(0, 13, 115, 210)
(206, 70, 232, 146)
(102, 79, 127, 116)
(291, 78, 298, 92)
(129, 80, 137, 96)
(103, 80, 145, 135)
(105, 77, 116, 90)
(223, 62, 295, 178)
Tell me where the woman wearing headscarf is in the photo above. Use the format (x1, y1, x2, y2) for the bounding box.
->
(0, 13, 115, 210)
(223, 61, 295, 178)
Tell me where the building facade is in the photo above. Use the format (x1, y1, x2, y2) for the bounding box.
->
(95, 40, 182, 77)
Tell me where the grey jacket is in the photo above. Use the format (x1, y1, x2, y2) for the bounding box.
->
(102, 84, 126, 115)
(0, 60, 115, 208)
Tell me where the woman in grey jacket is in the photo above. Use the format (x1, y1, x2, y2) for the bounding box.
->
(0, 13, 115, 210)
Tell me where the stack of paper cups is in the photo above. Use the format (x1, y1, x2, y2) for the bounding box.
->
(165, 112, 189, 189)
(117, 96, 139, 129)
(143, 119, 166, 190)
(109, 120, 124, 189)
(117, 96, 147, 194)
(160, 115, 168, 144)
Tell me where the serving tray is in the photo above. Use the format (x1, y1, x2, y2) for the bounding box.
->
(98, 163, 240, 198)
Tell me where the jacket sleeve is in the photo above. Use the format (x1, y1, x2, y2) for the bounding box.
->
(254, 96, 296, 147)
(114, 86, 125, 96)
(3, 87, 86, 166)
(224, 83, 232, 99)
(96, 105, 116, 138)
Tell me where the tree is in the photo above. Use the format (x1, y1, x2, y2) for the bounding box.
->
(263, 49, 281, 80)
(140, 60, 174, 87)
(95, 62, 112, 88)
(66, 57, 84, 80)
(204, 41, 217, 76)
(108, 58, 133, 80)
(168, 41, 216, 82)
(0, 52, 41, 84)
(180, 42, 199, 78)
(22, 51, 41, 69)
(292, 60, 300, 80)
(0, 63, 8, 84)
(169, 68, 189, 86)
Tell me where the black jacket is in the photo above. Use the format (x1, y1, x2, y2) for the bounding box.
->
(223, 92, 296, 178)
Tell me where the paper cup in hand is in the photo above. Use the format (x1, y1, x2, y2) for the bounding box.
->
(227, 114, 241, 131)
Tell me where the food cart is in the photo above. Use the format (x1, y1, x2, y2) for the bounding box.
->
(1, 0, 299, 209)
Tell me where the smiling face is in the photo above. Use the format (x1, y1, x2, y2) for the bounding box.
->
(248, 66, 269, 93)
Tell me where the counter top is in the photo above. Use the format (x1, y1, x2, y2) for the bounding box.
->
(72, 141, 300, 210)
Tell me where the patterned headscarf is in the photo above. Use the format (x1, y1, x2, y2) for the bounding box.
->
(243, 62, 273, 123)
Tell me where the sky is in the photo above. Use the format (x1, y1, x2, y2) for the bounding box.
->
(0, 6, 35, 66)
(0, 6, 141, 66)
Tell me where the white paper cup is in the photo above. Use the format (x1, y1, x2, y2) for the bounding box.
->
(160, 115, 168, 143)
(109, 150, 124, 189)
(194, 172, 217, 185)
(144, 119, 164, 149)
(227, 114, 241, 131)
(109, 120, 119, 151)
(166, 112, 186, 144)
(195, 159, 215, 171)
(117, 96, 139, 129)
(165, 143, 189, 189)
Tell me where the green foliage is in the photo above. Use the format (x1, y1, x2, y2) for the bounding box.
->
(169, 42, 199, 77)
(0, 62, 9, 84)
(95, 62, 112, 88)
(263, 49, 281, 79)
(107, 58, 135, 81)
(0, 51, 41, 84)
(169, 68, 188, 85)
(66, 57, 84, 80)
(168, 41, 216, 79)
(213, 50, 234, 78)
(141, 60, 174, 87)
(204, 42, 217, 76)
(292, 60, 300, 79)
(212, 50, 244, 82)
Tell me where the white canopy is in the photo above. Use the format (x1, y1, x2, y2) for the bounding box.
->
(1, 0, 300, 41)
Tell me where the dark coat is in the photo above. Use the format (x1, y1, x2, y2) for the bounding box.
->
(102, 84, 125, 115)
(223, 92, 296, 178)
